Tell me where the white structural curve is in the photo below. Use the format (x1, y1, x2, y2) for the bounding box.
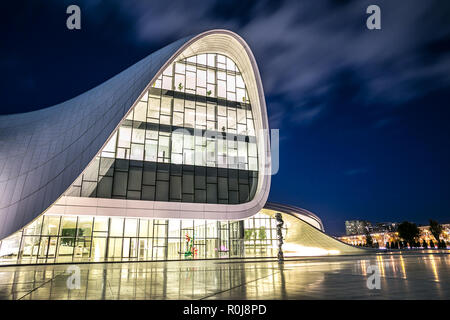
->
(0, 30, 271, 240)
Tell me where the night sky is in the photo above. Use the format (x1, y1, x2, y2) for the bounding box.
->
(1, 0, 449, 235)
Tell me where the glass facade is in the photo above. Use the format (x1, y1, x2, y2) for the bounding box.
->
(65, 53, 259, 204)
(0, 213, 285, 265)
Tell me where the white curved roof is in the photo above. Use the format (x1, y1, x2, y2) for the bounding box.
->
(0, 30, 271, 240)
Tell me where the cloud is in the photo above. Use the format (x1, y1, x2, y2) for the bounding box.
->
(82, 0, 450, 126)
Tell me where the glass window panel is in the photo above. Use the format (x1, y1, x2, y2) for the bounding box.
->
(23, 217, 43, 236)
(183, 134, 194, 149)
(60, 217, 77, 238)
(236, 74, 245, 88)
(134, 102, 147, 122)
(207, 54, 215, 67)
(217, 80, 226, 98)
(77, 217, 93, 237)
(186, 63, 196, 72)
(126, 110, 134, 120)
(163, 63, 173, 76)
(187, 56, 196, 63)
(227, 74, 236, 92)
(218, 116, 227, 133)
(238, 141, 248, 165)
(128, 167, 142, 190)
(102, 132, 117, 154)
(162, 76, 172, 90)
(158, 136, 170, 159)
(153, 78, 161, 89)
(110, 218, 124, 237)
(237, 124, 247, 135)
(206, 84, 215, 97)
(139, 219, 148, 237)
(217, 139, 227, 168)
(226, 57, 236, 71)
(197, 87, 206, 96)
(183, 149, 194, 165)
(171, 133, 183, 154)
(173, 98, 184, 112)
(217, 71, 226, 81)
(217, 55, 226, 64)
(237, 109, 246, 124)
(247, 120, 255, 136)
(141, 90, 148, 102)
(160, 115, 171, 125)
(207, 69, 215, 84)
(195, 145, 206, 166)
(249, 157, 258, 171)
(175, 61, 185, 74)
(97, 176, 113, 198)
(197, 69, 206, 88)
(218, 106, 227, 117)
(185, 99, 195, 109)
(207, 140, 216, 164)
(237, 88, 246, 103)
(94, 217, 109, 232)
(118, 127, 132, 148)
(130, 143, 144, 160)
(144, 140, 158, 161)
(196, 105, 206, 126)
(124, 219, 138, 237)
(207, 104, 215, 121)
(156, 181, 169, 201)
(186, 71, 196, 90)
(172, 153, 182, 164)
(161, 96, 172, 115)
(142, 185, 155, 201)
(148, 97, 160, 118)
(173, 111, 184, 126)
(113, 171, 127, 196)
(197, 54, 206, 65)
(41, 216, 60, 236)
(175, 74, 185, 92)
(228, 109, 237, 129)
(227, 92, 236, 101)
(132, 127, 145, 144)
(184, 108, 195, 128)
(146, 130, 158, 140)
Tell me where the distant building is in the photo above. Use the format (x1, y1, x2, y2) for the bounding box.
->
(345, 220, 372, 235)
(338, 224, 450, 248)
(373, 222, 398, 233)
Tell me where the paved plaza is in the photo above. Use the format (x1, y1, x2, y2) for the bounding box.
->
(0, 251, 449, 300)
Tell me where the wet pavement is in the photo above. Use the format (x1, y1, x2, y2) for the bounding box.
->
(0, 251, 449, 300)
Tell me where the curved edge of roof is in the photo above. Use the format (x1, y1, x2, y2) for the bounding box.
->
(264, 202, 325, 231)
(0, 29, 270, 240)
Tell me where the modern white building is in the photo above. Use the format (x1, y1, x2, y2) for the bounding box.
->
(0, 30, 363, 265)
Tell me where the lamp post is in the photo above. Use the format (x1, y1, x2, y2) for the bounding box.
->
(275, 213, 284, 262)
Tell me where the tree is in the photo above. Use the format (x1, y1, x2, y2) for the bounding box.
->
(429, 219, 443, 243)
(430, 239, 435, 248)
(365, 229, 373, 247)
(397, 221, 420, 247)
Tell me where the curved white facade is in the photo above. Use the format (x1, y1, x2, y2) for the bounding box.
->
(0, 30, 270, 240)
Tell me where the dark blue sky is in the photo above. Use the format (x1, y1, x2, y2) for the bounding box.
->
(1, 0, 449, 235)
